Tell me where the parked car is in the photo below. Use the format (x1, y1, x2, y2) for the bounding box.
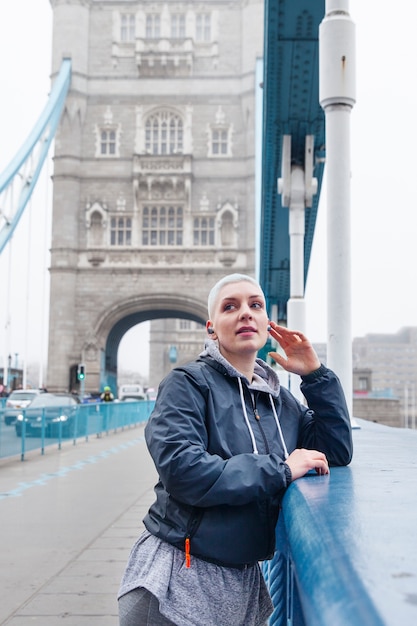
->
(81, 392, 102, 404)
(118, 384, 145, 401)
(15, 393, 80, 438)
(3, 389, 44, 425)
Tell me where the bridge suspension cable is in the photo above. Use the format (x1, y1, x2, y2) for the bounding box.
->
(0, 58, 71, 255)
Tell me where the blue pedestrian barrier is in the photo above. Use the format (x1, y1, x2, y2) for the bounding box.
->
(0, 399, 155, 461)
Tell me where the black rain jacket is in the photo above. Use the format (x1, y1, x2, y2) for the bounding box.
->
(144, 349, 352, 568)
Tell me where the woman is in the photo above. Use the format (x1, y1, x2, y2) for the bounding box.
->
(118, 273, 352, 626)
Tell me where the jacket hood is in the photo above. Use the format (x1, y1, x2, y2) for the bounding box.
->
(200, 339, 281, 398)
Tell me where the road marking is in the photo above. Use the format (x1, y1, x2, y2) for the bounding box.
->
(0, 436, 145, 500)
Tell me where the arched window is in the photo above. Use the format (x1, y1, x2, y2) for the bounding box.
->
(145, 111, 183, 155)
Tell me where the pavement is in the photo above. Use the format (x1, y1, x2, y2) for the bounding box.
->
(0, 423, 157, 625)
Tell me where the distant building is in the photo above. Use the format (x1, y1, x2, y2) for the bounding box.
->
(313, 327, 417, 428)
(352, 327, 417, 428)
(352, 367, 401, 428)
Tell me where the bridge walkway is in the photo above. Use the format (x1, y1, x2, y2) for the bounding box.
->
(0, 423, 155, 625)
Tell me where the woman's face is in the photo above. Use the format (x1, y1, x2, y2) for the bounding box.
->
(208, 281, 269, 359)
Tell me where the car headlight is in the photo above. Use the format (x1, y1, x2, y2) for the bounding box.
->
(51, 415, 68, 423)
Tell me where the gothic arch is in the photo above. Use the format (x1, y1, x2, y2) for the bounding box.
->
(135, 104, 193, 154)
(94, 293, 207, 341)
(217, 202, 238, 248)
(145, 107, 184, 155)
(84, 294, 208, 390)
(85, 201, 108, 248)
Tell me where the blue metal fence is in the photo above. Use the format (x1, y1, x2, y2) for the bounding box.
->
(263, 419, 417, 626)
(0, 399, 154, 461)
(262, 471, 385, 626)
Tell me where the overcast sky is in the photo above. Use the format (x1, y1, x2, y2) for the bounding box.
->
(306, 0, 417, 344)
(1, 0, 417, 378)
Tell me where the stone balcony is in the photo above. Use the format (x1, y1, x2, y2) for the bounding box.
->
(133, 153, 192, 202)
(135, 38, 194, 76)
(133, 153, 192, 176)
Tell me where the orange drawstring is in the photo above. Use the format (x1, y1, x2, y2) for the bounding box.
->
(185, 537, 191, 568)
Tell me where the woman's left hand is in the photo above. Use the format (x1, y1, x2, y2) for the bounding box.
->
(267, 321, 321, 376)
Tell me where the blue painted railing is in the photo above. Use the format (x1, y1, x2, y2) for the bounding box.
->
(0, 399, 154, 461)
(264, 419, 417, 626)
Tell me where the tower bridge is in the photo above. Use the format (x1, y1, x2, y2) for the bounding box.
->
(1, 0, 352, 406)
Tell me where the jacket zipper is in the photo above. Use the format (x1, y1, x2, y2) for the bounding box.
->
(250, 392, 270, 454)
(184, 508, 204, 568)
(251, 393, 277, 556)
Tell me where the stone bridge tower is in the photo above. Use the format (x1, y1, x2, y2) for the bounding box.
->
(47, 0, 264, 394)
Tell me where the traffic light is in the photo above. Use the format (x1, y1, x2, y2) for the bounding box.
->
(77, 363, 85, 381)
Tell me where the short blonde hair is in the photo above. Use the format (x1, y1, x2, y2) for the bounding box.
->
(207, 273, 262, 318)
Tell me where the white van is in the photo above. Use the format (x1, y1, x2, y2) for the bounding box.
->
(118, 384, 145, 401)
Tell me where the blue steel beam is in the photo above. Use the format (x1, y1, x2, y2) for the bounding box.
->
(260, 0, 325, 320)
(0, 58, 72, 255)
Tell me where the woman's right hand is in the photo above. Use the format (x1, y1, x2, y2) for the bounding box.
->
(268, 322, 321, 375)
(285, 448, 329, 480)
